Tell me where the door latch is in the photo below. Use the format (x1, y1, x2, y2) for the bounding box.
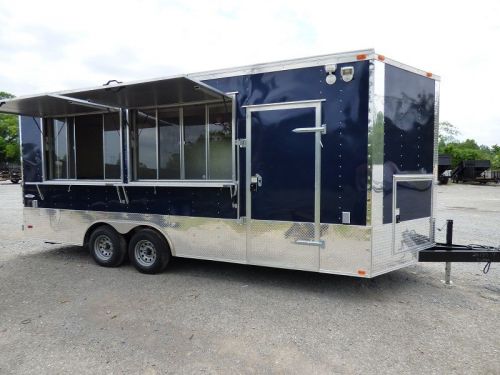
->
(250, 173, 263, 192)
(395, 207, 401, 223)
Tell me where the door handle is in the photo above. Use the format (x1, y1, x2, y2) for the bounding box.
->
(250, 173, 262, 192)
(292, 124, 326, 134)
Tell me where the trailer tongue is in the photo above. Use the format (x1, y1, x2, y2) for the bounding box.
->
(418, 220, 500, 284)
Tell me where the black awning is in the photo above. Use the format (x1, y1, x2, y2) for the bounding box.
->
(0, 76, 229, 117)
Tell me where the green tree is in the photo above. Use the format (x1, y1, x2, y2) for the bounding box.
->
(438, 121, 460, 146)
(438, 121, 500, 169)
(0, 91, 20, 163)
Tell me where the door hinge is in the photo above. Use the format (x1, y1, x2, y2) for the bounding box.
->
(236, 139, 247, 148)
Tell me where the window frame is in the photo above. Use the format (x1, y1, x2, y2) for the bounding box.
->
(42, 111, 123, 182)
(128, 95, 236, 184)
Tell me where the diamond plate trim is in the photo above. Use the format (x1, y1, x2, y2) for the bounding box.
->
(248, 220, 320, 271)
(24, 208, 375, 276)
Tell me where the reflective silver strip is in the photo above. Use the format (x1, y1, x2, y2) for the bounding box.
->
(242, 99, 325, 110)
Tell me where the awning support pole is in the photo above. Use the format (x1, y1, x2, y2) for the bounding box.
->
(47, 94, 122, 112)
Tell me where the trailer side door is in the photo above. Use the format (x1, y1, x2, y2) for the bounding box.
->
(245, 100, 324, 270)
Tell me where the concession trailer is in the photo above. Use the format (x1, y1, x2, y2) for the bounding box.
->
(1, 49, 448, 276)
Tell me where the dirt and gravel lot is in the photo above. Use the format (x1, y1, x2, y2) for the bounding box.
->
(0, 182, 498, 374)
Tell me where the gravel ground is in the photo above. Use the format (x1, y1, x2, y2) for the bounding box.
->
(0, 181, 498, 374)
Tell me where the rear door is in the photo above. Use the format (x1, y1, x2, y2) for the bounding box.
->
(392, 174, 434, 254)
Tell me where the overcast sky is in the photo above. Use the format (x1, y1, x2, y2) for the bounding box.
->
(0, 0, 498, 145)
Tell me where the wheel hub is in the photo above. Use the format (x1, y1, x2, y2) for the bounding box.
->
(135, 240, 157, 266)
(94, 235, 114, 261)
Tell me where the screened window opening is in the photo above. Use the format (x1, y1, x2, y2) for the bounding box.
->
(46, 118, 73, 179)
(44, 113, 122, 180)
(134, 110, 157, 179)
(208, 104, 232, 180)
(183, 105, 206, 179)
(131, 101, 233, 181)
(103, 113, 121, 179)
(158, 108, 181, 179)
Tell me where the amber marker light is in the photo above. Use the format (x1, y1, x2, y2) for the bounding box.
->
(356, 54, 367, 60)
(426, 72, 433, 78)
(357, 269, 367, 276)
(377, 54, 385, 61)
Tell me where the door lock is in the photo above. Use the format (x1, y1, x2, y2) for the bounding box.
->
(250, 173, 263, 192)
(395, 208, 401, 223)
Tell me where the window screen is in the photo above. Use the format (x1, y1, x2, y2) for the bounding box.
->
(158, 108, 180, 179)
(134, 110, 157, 179)
(52, 118, 67, 179)
(47, 118, 74, 179)
(45, 113, 121, 180)
(104, 113, 121, 179)
(208, 104, 232, 179)
(129, 101, 234, 182)
(183, 106, 206, 179)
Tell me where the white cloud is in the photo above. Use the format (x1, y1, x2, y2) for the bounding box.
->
(0, 0, 499, 144)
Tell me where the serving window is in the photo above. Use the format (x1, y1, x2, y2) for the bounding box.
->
(130, 101, 234, 181)
(43, 112, 122, 180)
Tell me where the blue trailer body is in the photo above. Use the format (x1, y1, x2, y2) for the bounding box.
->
(20, 61, 371, 224)
(7, 49, 440, 277)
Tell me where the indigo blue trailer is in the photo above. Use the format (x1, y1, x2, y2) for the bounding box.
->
(1, 49, 442, 276)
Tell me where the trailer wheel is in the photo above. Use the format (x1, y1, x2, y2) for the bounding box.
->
(128, 229, 171, 274)
(11, 179, 19, 184)
(88, 226, 127, 267)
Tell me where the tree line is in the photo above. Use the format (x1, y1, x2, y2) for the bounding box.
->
(439, 121, 500, 169)
(0, 92, 19, 164)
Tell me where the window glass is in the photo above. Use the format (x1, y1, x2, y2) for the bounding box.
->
(104, 113, 121, 179)
(184, 106, 206, 179)
(67, 118, 76, 179)
(50, 118, 68, 179)
(75, 115, 104, 179)
(45, 114, 121, 181)
(135, 110, 157, 179)
(158, 108, 180, 179)
(208, 104, 232, 179)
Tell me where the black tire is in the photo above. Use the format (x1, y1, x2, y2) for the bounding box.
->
(11, 180, 19, 184)
(128, 229, 171, 274)
(88, 225, 127, 267)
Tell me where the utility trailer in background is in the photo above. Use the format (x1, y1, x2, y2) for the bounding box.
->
(451, 160, 498, 184)
(1, 49, 497, 278)
(0, 163, 21, 184)
(437, 154, 452, 184)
